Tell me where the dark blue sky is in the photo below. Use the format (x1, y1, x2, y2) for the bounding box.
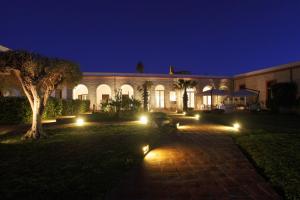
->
(2, 0, 300, 75)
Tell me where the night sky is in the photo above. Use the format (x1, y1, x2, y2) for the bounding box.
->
(2, 0, 300, 76)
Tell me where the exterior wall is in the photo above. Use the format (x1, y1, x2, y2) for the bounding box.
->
(73, 74, 232, 110)
(234, 65, 300, 108)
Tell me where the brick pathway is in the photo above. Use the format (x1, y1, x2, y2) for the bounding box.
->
(106, 118, 281, 200)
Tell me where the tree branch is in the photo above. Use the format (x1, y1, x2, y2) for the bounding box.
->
(13, 70, 34, 110)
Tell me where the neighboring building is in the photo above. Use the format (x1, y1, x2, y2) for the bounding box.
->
(0, 45, 10, 52)
(234, 62, 300, 108)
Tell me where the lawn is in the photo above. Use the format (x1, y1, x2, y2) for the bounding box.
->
(200, 112, 300, 200)
(0, 122, 171, 199)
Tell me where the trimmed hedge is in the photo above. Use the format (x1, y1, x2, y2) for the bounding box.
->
(0, 97, 90, 124)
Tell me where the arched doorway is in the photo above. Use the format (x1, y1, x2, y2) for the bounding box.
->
(203, 85, 212, 108)
(96, 84, 112, 108)
(73, 84, 88, 100)
(121, 84, 134, 99)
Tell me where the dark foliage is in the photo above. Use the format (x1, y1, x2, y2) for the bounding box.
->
(136, 61, 144, 73)
(267, 82, 298, 112)
(0, 97, 90, 124)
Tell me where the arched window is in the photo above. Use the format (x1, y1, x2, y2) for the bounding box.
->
(203, 85, 212, 106)
(73, 84, 88, 100)
(121, 84, 134, 99)
(155, 85, 165, 108)
(186, 88, 195, 108)
(96, 84, 112, 106)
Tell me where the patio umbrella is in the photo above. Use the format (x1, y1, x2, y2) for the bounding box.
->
(202, 89, 229, 96)
(232, 89, 258, 97)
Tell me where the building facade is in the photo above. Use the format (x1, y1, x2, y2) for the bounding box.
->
(234, 62, 300, 108)
(71, 73, 232, 111)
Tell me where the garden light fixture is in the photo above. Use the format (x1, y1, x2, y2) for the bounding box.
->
(143, 145, 150, 155)
(140, 116, 148, 124)
(233, 122, 241, 130)
(76, 118, 84, 126)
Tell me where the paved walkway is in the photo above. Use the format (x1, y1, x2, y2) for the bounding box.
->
(106, 117, 281, 200)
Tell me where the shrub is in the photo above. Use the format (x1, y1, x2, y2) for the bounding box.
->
(43, 98, 63, 119)
(0, 97, 31, 124)
(267, 82, 298, 112)
(0, 97, 90, 124)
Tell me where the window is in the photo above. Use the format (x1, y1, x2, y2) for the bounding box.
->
(203, 85, 212, 106)
(169, 91, 176, 102)
(78, 94, 88, 100)
(186, 88, 195, 108)
(155, 85, 165, 108)
(266, 80, 277, 102)
(121, 84, 134, 97)
(239, 84, 246, 89)
(73, 84, 88, 100)
(55, 89, 62, 99)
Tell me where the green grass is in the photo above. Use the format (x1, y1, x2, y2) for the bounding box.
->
(235, 132, 300, 200)
(200, 112, 300, 199)
(0, 122, 172, 199)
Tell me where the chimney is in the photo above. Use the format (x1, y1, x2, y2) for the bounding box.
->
(169, 65, 174, 75)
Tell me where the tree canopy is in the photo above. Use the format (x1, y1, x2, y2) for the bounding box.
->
(136, 61, 144, 73)
(0, 50, 82, 139)
(174, 79, 197, 111)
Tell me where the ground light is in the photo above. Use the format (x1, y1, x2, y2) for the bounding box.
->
(183, 112, 186, 115)
(139, 116, 148, 124)
(233, 122, 241, 130)
(176, 122, 180, 129)
(195, 114, 200, 120)
(76, 118, 84, 126)
(142, 145, 150, 155)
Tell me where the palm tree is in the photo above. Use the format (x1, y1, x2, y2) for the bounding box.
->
(174, 79, 197, 112)
(138, 81, 153, 111)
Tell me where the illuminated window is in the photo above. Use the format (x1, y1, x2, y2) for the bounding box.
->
(169, 91, 176, 102)
(186, 88, 195, 108)
(202, 85, 212, 106)
(121, 84, 134, 97)
(155, 85, 165, 108)
(73, 84, 88, 100)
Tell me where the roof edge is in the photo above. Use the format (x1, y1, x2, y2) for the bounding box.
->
(234, 61, 300, 78)
(82, 72, 231, 79)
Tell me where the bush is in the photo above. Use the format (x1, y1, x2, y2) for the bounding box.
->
(0, 97, 31, 124)
(62, 99, 90, 116)
(0, 97, 90, 124)
(267, 82, 298, 112)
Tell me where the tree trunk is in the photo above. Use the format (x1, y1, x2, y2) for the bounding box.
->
(143, 89, 148, 112)
(23, 97, 45, 139)
(183, 87, 188, 112)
